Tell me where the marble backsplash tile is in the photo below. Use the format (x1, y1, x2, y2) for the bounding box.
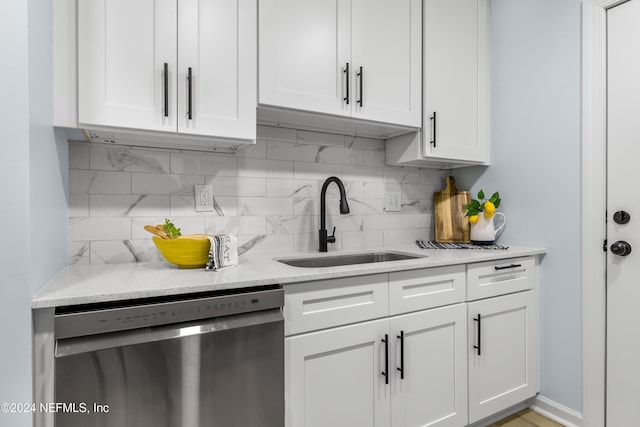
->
(67, 126, 448, 265)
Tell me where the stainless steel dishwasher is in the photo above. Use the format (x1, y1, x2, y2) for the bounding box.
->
(53, 284, 284, 427)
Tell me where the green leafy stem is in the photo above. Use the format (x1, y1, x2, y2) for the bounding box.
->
(163, 218, 182, 239)
(463, 190, 501, 216)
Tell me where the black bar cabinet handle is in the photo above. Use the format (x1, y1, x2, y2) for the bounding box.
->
(381, 334, 389, 384)
(343, 63, 350, 104)
(396, 331, 404, 380)
(163, 63, 169, 118)
(494, 263, 522, 271)
(357, 66, 363, 107)
(430, 112, 437, 147)
(187, 67, 193, 120)
(473, 314, 482, 356)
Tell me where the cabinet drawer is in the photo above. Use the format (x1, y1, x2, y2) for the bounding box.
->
(466, 257, 537, 301)
(284, 274, 388, 336)
(389, 265, 466, 315)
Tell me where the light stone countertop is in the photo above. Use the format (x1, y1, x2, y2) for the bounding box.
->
(32, 244, 546, 309)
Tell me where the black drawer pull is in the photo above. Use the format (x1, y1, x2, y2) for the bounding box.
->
(343, 62, 350, 104)
(396, 331, 404, 380)
(163, 62, 169, 117)
(187, 67, 193, 120)
(494, 263, 522, 271)
(356, 66, 363, 107)
(473, 314, 481, 356)
(430, 112, 437, 147)
(381, 334, 389, 385)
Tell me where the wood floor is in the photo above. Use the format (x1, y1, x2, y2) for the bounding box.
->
(488, 409, 565, 427)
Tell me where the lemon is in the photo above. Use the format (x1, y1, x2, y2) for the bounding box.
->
(468, 215, 479, 224)
(484, 201, 496, 214)
(484, 211, 494, 219)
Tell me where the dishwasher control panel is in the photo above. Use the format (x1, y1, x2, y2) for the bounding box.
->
(54, 286, 283, 340)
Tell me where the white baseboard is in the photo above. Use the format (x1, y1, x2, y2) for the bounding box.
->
(532, 395, 583, 427)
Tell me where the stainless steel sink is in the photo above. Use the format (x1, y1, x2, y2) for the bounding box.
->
(276, 251, 426, 268)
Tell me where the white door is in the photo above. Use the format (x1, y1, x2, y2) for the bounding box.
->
(78, 0, 177, 131)
(467, 291, 538, 423)
(606, 1, 640, 424)
(258, 0, 352, 117)
(422, 0, 489, 163)
(389, 304, 467, 427)
(177, 0, 256, 139)
(285, 319, 391, 427)
(350, 0, 422, 127)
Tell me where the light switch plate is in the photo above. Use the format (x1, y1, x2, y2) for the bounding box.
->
(385, 192, 402, 212)
(195, 185, 214, 212)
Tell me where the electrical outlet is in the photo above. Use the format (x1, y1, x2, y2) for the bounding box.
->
(385, 192, 402, 212)
(194, 185, 214, 212)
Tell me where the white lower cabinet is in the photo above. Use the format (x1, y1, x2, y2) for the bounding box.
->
(286, 319, 390, 427)
(390, 304, 468, 427)
(467, 290, 539, 423)
(285, 303, 467, 427)
(284, 256, 539, 427)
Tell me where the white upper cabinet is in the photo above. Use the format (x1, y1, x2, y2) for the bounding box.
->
(386, 0, 490, 168)
(177, 0, 256, 140)
(259, 0, 421, 130)
(350, 0, 421, 127)
(78, 0, 177, 133)
(75, 0, 256, 146)
(423, 0, 489, 163)
(258, 0, 351, 118)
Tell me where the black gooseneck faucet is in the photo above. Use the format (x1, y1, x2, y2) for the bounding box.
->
(319, 176, 350, 252)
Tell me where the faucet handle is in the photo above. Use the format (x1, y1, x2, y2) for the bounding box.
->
(327, 227, 336, 244)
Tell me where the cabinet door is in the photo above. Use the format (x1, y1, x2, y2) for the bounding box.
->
(422, 0, 489, 163)
(259, 0, 352, 117)
(468, 291, 539, 423)
(390, 304, 467, 427)
(351, 0, 422, 127)
(286, 319, 390, 427)
(178, 0, 256, 140)
(78, 0, 177, 131)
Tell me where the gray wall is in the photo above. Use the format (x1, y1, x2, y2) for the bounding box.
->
(28, 0, 68, 294)
(458, 0, 582, 412)
(0, 0, 67, 425)
(1, 2, 33, 425)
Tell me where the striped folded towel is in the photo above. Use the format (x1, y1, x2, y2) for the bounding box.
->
(416, 240, 509, 250)
(206, 235, 238, 271)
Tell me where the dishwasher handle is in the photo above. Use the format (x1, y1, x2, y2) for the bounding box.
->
(55, 309, 283, 358)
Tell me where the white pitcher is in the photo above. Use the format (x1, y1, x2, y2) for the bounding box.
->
(470, 212, 506, 244)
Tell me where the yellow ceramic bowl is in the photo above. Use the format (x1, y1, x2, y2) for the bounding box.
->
(152, 235, 210, 269)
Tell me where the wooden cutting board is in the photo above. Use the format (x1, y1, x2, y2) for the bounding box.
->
(434, 176, 471, 242)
